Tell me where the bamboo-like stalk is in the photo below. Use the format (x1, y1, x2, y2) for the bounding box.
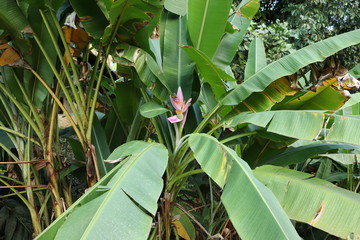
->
(32, 14, 86, 138)
(39, 10, 87, 123)
(48, 10, 87, 111)
(45, 83, 63, 218)
(30, 69, 84, 143)
(0, 84, 44, 143)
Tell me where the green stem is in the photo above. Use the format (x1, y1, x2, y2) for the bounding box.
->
(0, 126, 40, 145)
(194, 103, 222, 133)
(86, 4, 126, 141)
(31, 31, 86, 138)
(167, 169, 203, 190)
(140, 89, 165, 145)
(37, 10, 86, 135)
(30, 69, 84, 143)
(49, 10, 86, 108)
(220, 131, 257, 144)
(86, 50, 101, 111)
(12, 73, 44, 134)
(0, 84, 43, 142)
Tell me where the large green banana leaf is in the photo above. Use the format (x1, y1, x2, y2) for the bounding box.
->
(221, 29, 360, 106)
(181, 46, 236, 100)
(226, 110, 360, 145)
(213, 0, 260, 69)
(244, 37, 267, 80)
(188, 0, 232, 58)
(189, 134, 301, 240)
(254, 165, 360, 239)
(161, 12, 194, 98)
(36, 141, 168, 240)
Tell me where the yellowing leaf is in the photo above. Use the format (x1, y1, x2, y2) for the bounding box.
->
(172, 206, 195, 240)
(0, 44, 21, 66)
(173, 220, 191, 240)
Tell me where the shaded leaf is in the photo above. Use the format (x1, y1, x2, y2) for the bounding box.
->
(254, 165, 360, 239)
(189, 134, 301, 239)
(140, 102, 169, 118)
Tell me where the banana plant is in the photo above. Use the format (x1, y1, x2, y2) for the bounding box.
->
(32, 0, 360, 239)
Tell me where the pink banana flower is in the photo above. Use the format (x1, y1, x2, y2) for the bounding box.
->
(167, 87, 192, 128)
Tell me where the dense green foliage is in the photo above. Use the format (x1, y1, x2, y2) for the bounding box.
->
(0, 0, 359, 239)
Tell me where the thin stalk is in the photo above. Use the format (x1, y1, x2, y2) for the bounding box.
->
(167, 169, 203, 189)
(40, 9, 86, 120)
(194, 103, 222, 133)
(36, 191, 51, 227)
(0, 142, 20, 162)
(31, 34, 85, 137)
(0, 188, 47, 199)
(30, 69, 84, 143)
(0, 178, 30, 208)
(0, 84, 43, 142)
(0, 126, 40, 146)
(86, 50, 101, 110)
(220, 131, 257, 144)
(24, 130, 42, 235)
(49, 10, 86, 107)
(45, 83, 63, 217)
(139, 89, 165, 145)
(86, 3, 130, 141)
(12, 73, 43, 133)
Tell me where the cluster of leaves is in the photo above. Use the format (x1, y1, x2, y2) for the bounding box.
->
(0, 0, 360, 239)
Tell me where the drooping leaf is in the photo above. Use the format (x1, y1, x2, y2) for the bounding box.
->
(275, 78, 349, 111)
(181, 46, 235, 100)
(69, 0, 108, 39)
(189, 134, 301, 240)
(226, 76, 298, 116)
(261, 143, 360, 166)
(140, 101, 169, 118)
(226, 110, 360, 145)
(320, 153, 360, 165)
(212, 0, 260, 69)
(254, 165, 360, 239)
(327, 115, 360, 145)
(221, 29, 360, 106)
(36, 141, 168, 240)
(188, 0, 232, 58)
(172, 206, 196, 240)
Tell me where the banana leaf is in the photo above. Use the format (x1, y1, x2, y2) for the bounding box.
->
(189, 134, 301, 240)
(213, 0, 260, 69)
(36, 141, 168, 240)
(221, 29, 360, 106)
(226, 110, 360, 146)
(254, 165, 360, 239)
(188, 0, 232, 58)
